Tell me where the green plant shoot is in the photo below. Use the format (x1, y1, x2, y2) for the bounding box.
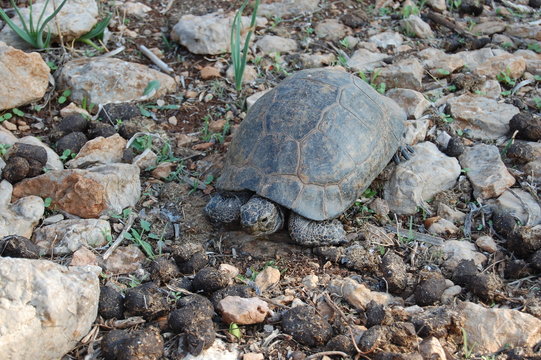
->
(230, 0, 260, 92)
(0, 0, 70, 49)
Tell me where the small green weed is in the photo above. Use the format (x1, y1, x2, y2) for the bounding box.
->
(0, 108, 23, 122)
(123, 219, 161, 259)
(0, 144, 11, 156)
(358, 70, 386, 94)
(339, 37, 351, 48)
(461, 328, 476, 359)
(58, 89, 71, 104)
(447, 0, 462, 11)
(59, 149, 77, 162)
(229, 323, 242, 339)
(496, 68, 516, 87)
(528, 42, 541, 53)
(533, 97, 541, 110)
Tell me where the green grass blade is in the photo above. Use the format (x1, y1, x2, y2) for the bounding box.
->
(0, 8, 37, 47)
(79, 14, 111, 40)
(37, 0, 69, 34)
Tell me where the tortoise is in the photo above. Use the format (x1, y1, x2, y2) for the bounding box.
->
(205, 68, 411, 246)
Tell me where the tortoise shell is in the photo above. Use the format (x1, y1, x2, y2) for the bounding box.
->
(217, 68, 406, 221)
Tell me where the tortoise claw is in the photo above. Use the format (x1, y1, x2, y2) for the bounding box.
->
(394, 145, 415, 164)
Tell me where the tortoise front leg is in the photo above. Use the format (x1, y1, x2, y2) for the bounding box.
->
(204, 192, 251, 224)
(288, 213, 348, 246)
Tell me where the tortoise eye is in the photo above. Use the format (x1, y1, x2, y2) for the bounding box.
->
(261, 216, 268, 223)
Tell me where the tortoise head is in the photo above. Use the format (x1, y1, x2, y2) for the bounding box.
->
(240, 196, 284, 235)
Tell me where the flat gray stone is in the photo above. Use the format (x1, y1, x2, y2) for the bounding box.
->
(384, 142, 461, 214)
(58, 57, 176, 104)
(459, 144, 515, 199)
(447, 95, 520, 140)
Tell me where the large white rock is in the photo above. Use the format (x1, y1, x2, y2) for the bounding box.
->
(440, 240, 487, 270)
(459, 144, 515, 199)
(417, 48, 464, 77)
(0, 257, 100, 360)
(369, 31, 403, 49)
(32, 219, 111, 255)
(258, 0, 320, 18)
(490, 188, 541, 226)
(0, 0, 99, 48)
(171, 11, 267, 55)
(374, 58, 424, 91)
(347, 48, 387, 72)
(67, 134, 127, 169)
(0, 42, 49, 110)
(0, 180, 44, 238)
(58, 57, 177, 104)
(455, 48, 506, 71)
(255, 35, 298, 55)
(459, 301, 541, 353)
(447, 95, 520, 140)
(327, 277, 401, 309)
(12, 163, 141, 218)
(386, 88, 431, 119)
(384, 142, 461, 214)
(401, 15, 434, 39)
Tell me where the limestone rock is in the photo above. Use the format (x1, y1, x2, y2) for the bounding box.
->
(455, 48, 506, 71)
(384, 142, 461, 215)
(490, 188, 541, 226)
(427, 218, 460, 236)
(32, 219, 111, 255)
(258, 0, 320, 18)
(0, 42, 49, 110)
(132, 148, 157, 170)
(374, 58, 424, 91)
(171, 11, 267, 55)
(459, 144, 515, 199)
(369, 31, 403, 49)
(225, 65, 258, 84)
(426, 0, 446, 11)
(67, 134, 127, 168)
(0, 180, 44, 238)
(104, 244, 147, 274)
(12, 163, 140, 218)
(459, 301, 541, 353)
(419, 337, 446, 360)
(505, 24, 541, 40)
(386, 88, 431, 119)
(418, 48, 464, 77)
(120, 1, 152, 18)
(515, 49, 541, 76)
(440, 240, 487, 270)
(475, 236, 498, 253)
(58, 57, 177, 104)
(254, 266, 281, 292)
(401, 15, 434, 39)
(0, 0, 99, 48)
(255, 35, 298, 55)
(218, 296, 270, 325)
(472, 20, 506, 35)
(475, 53, 526, 79)
(300, 53, 336, 68)
(315, 19, 349, 41)
(447, 95, 520, 140)
(0, 257, 99, 360)
(347, 49, 387, 72)
(327, 277, 401, 309)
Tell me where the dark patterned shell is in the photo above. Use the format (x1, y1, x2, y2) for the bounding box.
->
(218, 68, 406, 221)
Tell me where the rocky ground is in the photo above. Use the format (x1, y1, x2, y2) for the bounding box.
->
(1, 0, 541, 359)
